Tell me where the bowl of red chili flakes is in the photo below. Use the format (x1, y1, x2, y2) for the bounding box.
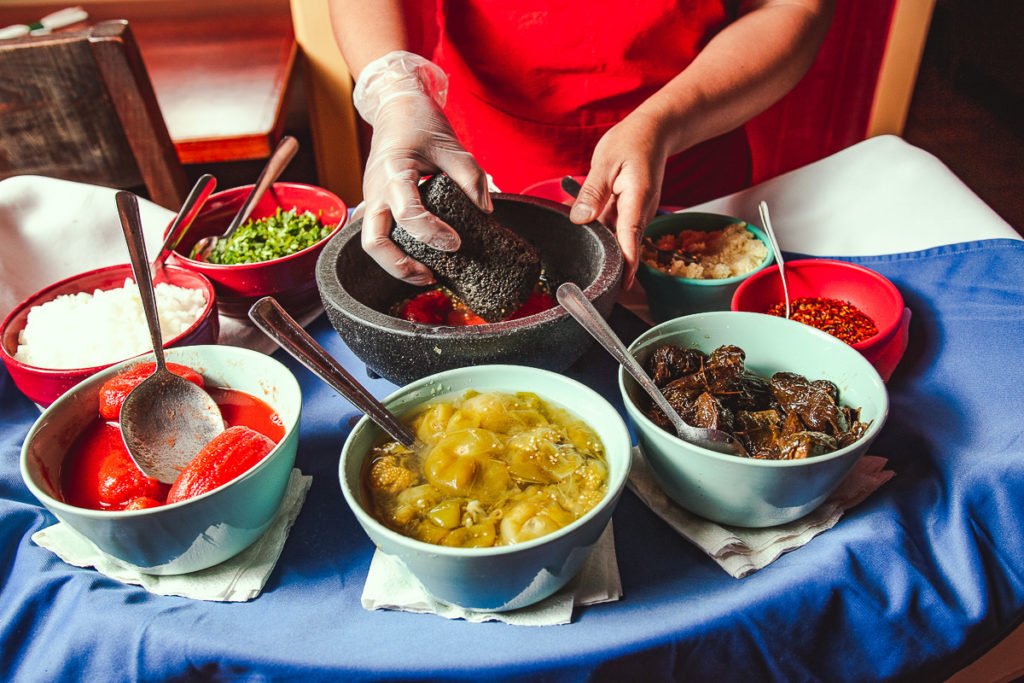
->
(730, 259, 908, 381)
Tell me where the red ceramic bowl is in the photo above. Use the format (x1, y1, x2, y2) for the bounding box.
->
(169, 182, 347, 318)
(730, 259, 908, 380)
(520, 175, 586, 205)
(1, 264, 219, 407)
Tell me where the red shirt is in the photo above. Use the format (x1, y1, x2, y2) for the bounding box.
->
(433, 0, 752, 206)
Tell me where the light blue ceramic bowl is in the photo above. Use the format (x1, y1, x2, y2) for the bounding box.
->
(20, 345, 302, 575)
(339, 365, 632, 612)
(636, 212, 773, 323)
(620, 312, 888, 527)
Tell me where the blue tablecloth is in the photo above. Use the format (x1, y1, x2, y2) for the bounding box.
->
(2, 239, 1023, 682)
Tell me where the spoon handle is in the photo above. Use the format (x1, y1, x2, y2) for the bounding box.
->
(151, 173, 216, 278)
(116, 191, 166, 371)
(223, 135, 299, 240)
(758, 201, 789, 319)
(555, 283, 684, 427)
(248, 296, 417, 448)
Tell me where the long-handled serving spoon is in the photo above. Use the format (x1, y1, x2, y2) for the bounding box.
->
(150, 173, 216, 277)
(247, 296, 417, 447)
(190, 135, 299, 261)
(758, 200, 789, 319)
(116, 191, 226, 484)
(556, 282, 747, 456)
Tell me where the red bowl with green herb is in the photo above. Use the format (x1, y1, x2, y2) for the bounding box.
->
(730, 259, 907, 380)
(169, 182, 347, 318)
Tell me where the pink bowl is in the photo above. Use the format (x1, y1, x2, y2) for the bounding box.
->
(1, 264, 219, 407)
(731, 259, 908, 380)
(169, 182, 347, 318)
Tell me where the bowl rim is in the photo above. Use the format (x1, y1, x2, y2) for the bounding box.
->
(169, 181, 348, 270)
(19, 344, 303, 519)
(730, 257, 905, 351)
(619, 310, 889, 468)
(637, 212, 774, 287)
(318, 192, 624, 338)
(0, 263, 218, 376)
(339, 363, 633, 557)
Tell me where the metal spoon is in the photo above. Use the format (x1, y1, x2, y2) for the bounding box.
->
(247, 296, 417, 447)
(190, 135, 299, 261)
(116, 191, 226, 484)
(758, 200, 790, 319)
(150, 173, 216, 277)
(555, 282, 747, 456)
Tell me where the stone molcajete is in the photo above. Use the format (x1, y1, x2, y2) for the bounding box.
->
(316, 192, 623, 386)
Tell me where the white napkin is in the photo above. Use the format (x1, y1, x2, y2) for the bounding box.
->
(361, 523, 622, 625)
(0, 175, 320, 357)
(31, 469, 311, 601)
(628, 447, 894, 578)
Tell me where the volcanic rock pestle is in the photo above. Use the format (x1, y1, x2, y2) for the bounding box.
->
(391, 174, 541, 322)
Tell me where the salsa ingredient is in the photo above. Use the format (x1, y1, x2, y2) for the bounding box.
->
(642, 344, 869, 460)
(98, 362, 205, 419)
(61, 363, 282, 511)
(62, 421, 169, 511)
(640, 222, 767, 279)
(166, 426, 276, 504)
(396, 288, 555, 326)
(363, 390, 608, 547)
(198, 207, 332, 264)
(14, 278, 206, 369)
(766, 297, 878, 345)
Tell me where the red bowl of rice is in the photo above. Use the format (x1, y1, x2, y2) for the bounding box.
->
(0, 263, 218, 408)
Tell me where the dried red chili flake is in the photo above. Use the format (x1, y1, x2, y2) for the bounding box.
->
(766, 296, 878, 345)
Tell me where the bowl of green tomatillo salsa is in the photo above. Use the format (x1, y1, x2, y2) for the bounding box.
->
(169, 182, 348, 318)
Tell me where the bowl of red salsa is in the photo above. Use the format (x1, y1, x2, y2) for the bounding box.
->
(730, 259, 907, 381)
(20, 344, 302, 575)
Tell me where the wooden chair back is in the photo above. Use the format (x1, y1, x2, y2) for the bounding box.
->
(0, 20, 186, 209)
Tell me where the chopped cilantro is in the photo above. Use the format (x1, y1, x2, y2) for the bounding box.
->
(198, 207, 332, 264)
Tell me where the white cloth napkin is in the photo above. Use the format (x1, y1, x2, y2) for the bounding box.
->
(361, 523, 622, 625)
(0, 175, 320, 356)
(628, 447, 894, 578)
(31, 469, 311, 601)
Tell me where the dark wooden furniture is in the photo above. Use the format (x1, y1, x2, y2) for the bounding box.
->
(0, 1, 297, 166)
(0, 20, 187, 209)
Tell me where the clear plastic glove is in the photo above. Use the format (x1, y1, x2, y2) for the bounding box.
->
(353, 50, 492, 285)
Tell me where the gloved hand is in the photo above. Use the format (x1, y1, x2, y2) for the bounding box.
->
(352, 50, 492, 285)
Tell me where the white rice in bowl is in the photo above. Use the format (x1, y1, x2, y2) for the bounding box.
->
(14, 278, 207, 369)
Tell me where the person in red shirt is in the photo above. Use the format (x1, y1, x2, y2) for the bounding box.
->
(329, 0, 834, 288)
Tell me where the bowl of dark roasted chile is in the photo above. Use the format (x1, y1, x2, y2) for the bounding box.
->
(621, 311, 889, 527)
(169, 182, 348, 318)
(730, 258, 907, 380)
(19, 344, 301, 574)
(315, 173, 624, 385)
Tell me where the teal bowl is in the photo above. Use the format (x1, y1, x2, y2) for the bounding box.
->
(339, 365, 632, 611)
(20, 345, 302, 575)
(619, 312, 888, 527)
(636, 212, 773, 323)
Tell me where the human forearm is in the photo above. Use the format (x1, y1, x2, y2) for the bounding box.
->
(328, 0, 409, 79)
(636, 0, 835, 157)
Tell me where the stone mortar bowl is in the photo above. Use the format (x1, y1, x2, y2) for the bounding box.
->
(315, 194, 624, 386)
